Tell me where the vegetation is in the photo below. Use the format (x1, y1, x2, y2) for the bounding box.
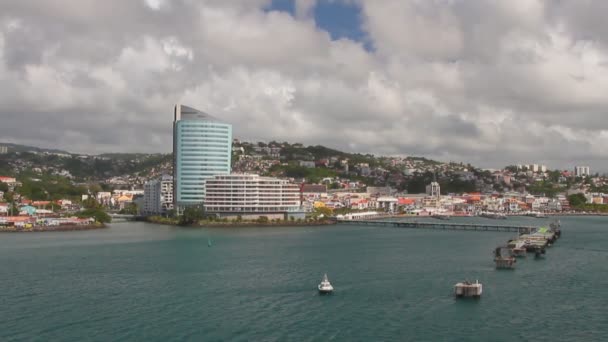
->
(574, 204, 608, 212)
(77, 208, 111, 223)
(568, 193, 587, 207)
(119, 203, 138, 215)
(179, 206, 205, 225)
(267, 163, 338, 183)
(147, 215, 178, 225)
(527, 181, 562, 198)
(313, 206, 333, 218)
(16, 174, 88, 201)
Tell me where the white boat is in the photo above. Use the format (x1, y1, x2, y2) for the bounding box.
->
(318, 273, 334, 294)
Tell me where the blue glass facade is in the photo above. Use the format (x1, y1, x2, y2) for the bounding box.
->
(173, 105, 232, 207)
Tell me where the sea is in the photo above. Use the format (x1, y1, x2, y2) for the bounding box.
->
(1, 216, 607, 341)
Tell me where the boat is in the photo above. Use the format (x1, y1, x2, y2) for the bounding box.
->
(318, 273, 334, 294)
(454, 280, 483, 298)
(431, 214, 451, 220)
(480, 212, 507, 220)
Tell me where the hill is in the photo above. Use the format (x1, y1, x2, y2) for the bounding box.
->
(0, 142, 71, 155)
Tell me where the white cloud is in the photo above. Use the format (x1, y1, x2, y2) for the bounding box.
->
(1, 0, 608, 170)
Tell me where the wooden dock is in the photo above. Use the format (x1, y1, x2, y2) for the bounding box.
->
(337, 220, 536, 234)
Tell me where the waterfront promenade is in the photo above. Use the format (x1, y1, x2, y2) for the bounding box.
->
(0, 223, 106, 233)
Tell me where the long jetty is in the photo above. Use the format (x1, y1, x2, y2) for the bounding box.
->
(338, 220, 537, 234)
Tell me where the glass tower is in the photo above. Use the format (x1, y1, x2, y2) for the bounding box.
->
(173, 104, 232, 208)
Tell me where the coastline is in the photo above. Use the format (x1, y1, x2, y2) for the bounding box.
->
(0, 223, 107, 233)
(144, 216, 337, 228)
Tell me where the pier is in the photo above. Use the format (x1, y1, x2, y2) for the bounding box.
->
(337, 219, 537, 234)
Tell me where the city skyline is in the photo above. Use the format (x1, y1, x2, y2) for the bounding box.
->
(2, 1, 608, 170)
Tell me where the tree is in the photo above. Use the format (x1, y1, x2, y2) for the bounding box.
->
(83, 197, 102, 209)
(77, 208, 111, 223)
(0, 182, 8, 193)
(314, 206, 333, 217)
(568, 193, 587, 207)
(256, 216, 269, 224)
(119, 203, 138, 215)
(88, 184, 103, 195)
(179, 206, 204, 225)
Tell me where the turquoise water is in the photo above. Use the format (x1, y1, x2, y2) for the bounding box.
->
(1, 216, 607, 341)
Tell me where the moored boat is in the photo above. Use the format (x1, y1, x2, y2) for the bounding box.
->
(318, 273, 334, 294)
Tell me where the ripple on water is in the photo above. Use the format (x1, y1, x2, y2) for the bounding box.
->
(1, 219, 607, 341)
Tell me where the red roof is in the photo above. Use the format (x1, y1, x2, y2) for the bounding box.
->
(32, 201, 51, 206)
(398, 198, 415, 205)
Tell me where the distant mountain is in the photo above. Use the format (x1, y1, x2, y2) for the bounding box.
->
(0, 142, 71, 155)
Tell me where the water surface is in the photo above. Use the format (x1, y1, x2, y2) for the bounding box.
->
(1, 216, 607, 341)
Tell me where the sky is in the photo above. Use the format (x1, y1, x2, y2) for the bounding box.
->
(1, 0, 607, 171)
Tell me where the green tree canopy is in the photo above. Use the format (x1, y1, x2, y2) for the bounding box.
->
(179, 206, 204, 225)
(568, 193, 587, 207)
(77, 208, 111, 223)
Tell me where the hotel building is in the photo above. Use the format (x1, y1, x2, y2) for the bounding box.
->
(204, 174, 302, 219)
(173, 105, 232, 209)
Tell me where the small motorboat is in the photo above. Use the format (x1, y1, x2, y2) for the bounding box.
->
(318, 273, 334, 294)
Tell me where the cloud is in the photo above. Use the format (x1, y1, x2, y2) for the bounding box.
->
(1, 0, 608, 170)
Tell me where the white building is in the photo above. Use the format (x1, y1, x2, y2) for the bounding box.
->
(574, 166, 590, 177)
(143, 175, 174, 215)
(204, 174, 301, 218)
(0, 145, 7, 154)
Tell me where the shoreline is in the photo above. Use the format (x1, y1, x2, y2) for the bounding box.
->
(144, 217, 337, 228)
(0, 223, 107, 233)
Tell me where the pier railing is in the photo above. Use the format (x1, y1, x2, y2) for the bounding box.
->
(338, 219, 537, 234)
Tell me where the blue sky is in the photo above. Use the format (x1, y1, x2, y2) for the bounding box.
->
(267, 0, 367, 44)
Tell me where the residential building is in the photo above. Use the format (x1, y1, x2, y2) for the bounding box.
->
(0, 145, 7, 154)
(143, 175, 174, 215)
(574, 166, 590, 177)
(366, 186, 392, 196)
(173, 104, 232, 209)
(299, 161, 316, 168)
(204, 174, 301, 219)
(0, 176, 20, 191)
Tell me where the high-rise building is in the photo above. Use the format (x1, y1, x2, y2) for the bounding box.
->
(574, 166, 590, 177)
(173, 104, 232, 209)
(0, 145, 7, 154)
(143, 175, 174, 215)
